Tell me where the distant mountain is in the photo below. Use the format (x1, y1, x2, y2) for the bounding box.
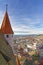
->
(0, 32, 16, 65)
(14, 34, 38, 39)
(36, 34, 43, 39)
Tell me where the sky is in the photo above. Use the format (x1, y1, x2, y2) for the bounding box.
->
(0, 0, 43, 35)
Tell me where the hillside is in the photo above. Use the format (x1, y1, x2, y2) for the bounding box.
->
(0, 32, 16, 65)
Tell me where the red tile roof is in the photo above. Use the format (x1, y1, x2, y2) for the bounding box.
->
(16, 56, 20, 65)
(1, 11, 13, 34)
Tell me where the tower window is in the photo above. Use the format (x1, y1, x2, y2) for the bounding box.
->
(6, 35, 9, 38)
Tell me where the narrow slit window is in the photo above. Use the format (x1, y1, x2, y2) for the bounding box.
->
(6, 35, 9, 38)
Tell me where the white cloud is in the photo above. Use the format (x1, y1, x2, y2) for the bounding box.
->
(0, 11, 4, 28)
(9, 16, 43, 35)
(12, 25, 43, 35)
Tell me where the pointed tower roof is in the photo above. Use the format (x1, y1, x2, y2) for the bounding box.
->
(1, 5, 13, 34)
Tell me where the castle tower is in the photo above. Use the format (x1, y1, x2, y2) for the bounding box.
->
(1, 4, 15, 54)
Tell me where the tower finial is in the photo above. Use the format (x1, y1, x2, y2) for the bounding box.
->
(6, 4, 8, 12)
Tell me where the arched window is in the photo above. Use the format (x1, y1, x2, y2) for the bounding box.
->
(6, 35, 9, 38)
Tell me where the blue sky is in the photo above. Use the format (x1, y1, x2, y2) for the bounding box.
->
(0, 0, 43, 35)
